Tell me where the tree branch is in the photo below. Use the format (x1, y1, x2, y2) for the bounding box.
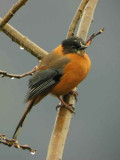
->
(67, 0, 89, 38)
(0, 0, 28, 30)
(77, 0, 99, 41)
(46, 93, 76, 160)
(46, 0, 100, 159)
(0, 17, 48, 59)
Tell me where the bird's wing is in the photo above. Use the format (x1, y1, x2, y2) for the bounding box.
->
(25, 68, 63, 102)
(25, 55, 71, 102)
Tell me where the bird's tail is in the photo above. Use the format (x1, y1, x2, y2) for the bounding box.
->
(12, 98, 36, 140)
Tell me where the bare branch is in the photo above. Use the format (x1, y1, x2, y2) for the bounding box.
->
(0, 134, 36, 154)
(67, 0, 89, 38)
(0, 17, 48, 59)
(0, 69, 35, 79)
(77, 0, 99, 41)
(0, 0, 28, 30)
(46, 93, 76, 160)
(46, 0, 100, 159)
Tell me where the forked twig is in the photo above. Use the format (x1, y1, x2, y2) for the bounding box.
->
(77, 0, 99, 41)
(67, 0, 89, 38)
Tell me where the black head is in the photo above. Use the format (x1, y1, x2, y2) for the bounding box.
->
(62, 37, 87, 54)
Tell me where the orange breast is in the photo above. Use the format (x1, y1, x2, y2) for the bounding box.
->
(51, 53, 91, 96)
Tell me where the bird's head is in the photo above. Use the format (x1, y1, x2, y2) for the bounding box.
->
(62, 37, 87, 55)
(62, 28, 104, 55)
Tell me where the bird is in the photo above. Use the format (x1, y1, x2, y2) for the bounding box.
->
(12, 36, 92, 140)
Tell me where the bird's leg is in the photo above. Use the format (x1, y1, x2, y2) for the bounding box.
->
(69, 91, 78, 101)
(56, 96, 75, 113)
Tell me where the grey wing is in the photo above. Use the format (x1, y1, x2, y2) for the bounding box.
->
(25, 68, 63, 102)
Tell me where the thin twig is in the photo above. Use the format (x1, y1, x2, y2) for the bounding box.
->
(0, 0, 28, 30)
(0, 17, 48, 59)
(0, 134, 36, 154)
(67, 0, 89, 38)
(0, 69, 35, 79)
(86, 27, 104, 45)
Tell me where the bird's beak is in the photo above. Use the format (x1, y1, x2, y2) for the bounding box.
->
(80, 43, 88, 50)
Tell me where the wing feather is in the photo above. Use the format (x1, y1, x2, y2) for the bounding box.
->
(25, 68, 62, 102)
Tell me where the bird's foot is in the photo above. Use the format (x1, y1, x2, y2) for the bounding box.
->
(56, 104, 75, 113)
(56, 97, 75, 113)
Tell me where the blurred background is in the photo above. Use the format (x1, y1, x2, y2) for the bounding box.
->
(0, 0, 120, 160)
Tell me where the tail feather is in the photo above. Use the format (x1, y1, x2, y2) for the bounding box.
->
(12, 98, 36, 140)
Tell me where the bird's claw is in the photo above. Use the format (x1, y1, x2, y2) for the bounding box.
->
(56, 103, 75, 113)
